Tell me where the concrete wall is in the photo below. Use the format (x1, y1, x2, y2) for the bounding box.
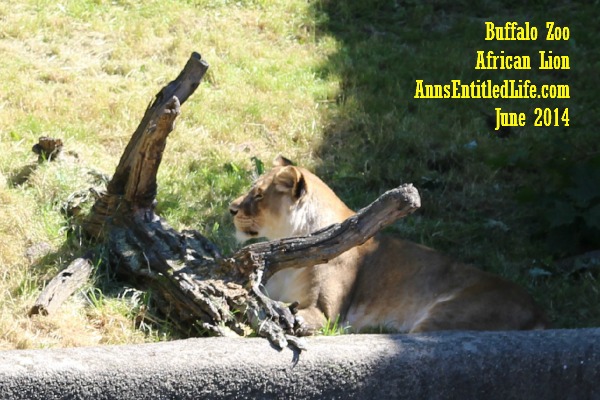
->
(0, 328, 598, 399)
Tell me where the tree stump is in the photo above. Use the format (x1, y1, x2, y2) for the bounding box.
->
(37, 52, 421, 350)
(32, 137, 63, 161)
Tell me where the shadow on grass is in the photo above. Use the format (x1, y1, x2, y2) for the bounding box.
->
(309, 0, 600, 328)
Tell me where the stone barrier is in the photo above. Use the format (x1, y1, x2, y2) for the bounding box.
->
(0, 328, 598, 399)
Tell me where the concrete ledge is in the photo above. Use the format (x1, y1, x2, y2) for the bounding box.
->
(0, 328, 598, 399)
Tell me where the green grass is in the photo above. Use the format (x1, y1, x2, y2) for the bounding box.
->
(319, 315, 351, 336)
(0, 0, 597, 349)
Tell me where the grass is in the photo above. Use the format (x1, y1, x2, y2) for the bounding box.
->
(0, 0, 598, 349)
(319, 316, 351, 336)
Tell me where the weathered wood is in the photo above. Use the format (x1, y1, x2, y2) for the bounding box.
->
(29, 256, 93, 316)
(80, 51, 290, 342)
(107, 52, 208, 204)
(84, 52, 209, 239)
(41, 51, 422, 350)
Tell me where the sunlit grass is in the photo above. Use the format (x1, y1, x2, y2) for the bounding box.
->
(318, 315, 351, 336)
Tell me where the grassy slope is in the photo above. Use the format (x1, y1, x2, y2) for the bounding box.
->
(0, 0, 597, 349)
(312, 0, 599, 330)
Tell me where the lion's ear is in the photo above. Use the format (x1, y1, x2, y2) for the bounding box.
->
(274, 166, 306, 199)
(273, 155, 295, 167)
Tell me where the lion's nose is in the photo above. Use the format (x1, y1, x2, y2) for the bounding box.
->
(229, 206, 238, 216)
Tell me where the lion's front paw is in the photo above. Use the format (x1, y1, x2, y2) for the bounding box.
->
(293, 314, 317, 336)
(292, 306, 327, 336)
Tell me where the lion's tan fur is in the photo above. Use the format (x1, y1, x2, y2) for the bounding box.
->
(229, 158, 547, 333)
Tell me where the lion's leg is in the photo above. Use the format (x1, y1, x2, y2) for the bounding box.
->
(409, 315, 452, 333)
(408, 288, 545, 333)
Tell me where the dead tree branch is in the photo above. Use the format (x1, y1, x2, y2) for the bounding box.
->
(35, 52, 421, 351)
(29, 256, 93, 316)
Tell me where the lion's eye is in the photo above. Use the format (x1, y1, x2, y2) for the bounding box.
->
(254, 192, 263, 201)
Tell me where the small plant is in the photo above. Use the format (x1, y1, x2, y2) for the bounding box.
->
(319, 315, 350, 336)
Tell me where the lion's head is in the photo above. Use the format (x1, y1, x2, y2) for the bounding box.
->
(229, 156, 354, 242)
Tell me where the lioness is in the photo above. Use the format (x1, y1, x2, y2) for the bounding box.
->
(229, 156, 547, 334)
